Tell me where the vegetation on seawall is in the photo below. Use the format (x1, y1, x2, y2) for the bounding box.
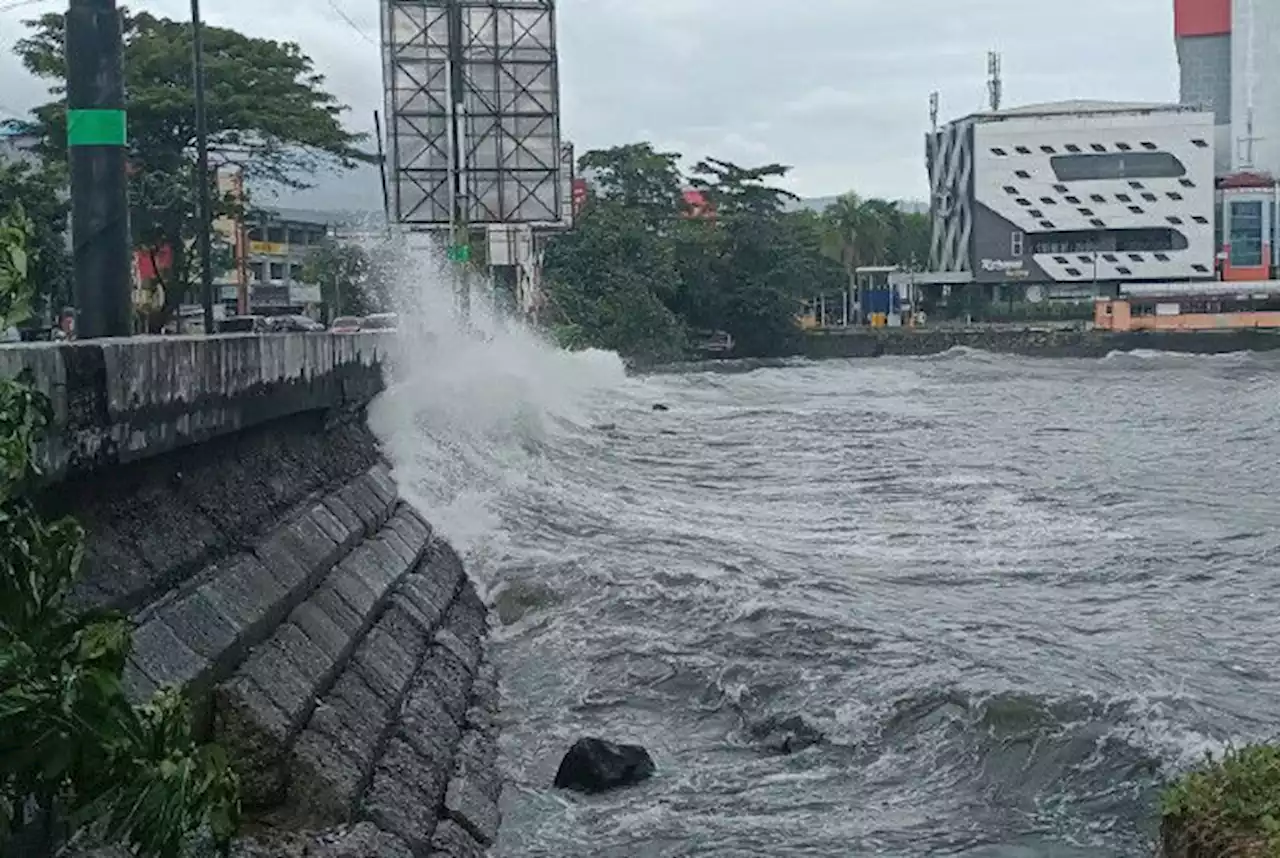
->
(0, 204, 241, 857)
(1160, 745, 1280, 857)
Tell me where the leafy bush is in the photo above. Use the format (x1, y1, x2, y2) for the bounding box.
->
(0, 202, 240, 857)
(1161, 745, 1280, 857)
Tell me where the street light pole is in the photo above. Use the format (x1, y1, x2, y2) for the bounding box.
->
(66, 0, 133, 338)
(191, 0, 216, 333)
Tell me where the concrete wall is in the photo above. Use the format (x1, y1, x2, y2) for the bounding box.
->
(1, 335, 497, 858)
(801, 327, 1280, 360)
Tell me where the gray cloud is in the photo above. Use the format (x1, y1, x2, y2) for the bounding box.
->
(2, 0, 1179, 208)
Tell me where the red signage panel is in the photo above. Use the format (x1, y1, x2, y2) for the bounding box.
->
(1175, 0, 1231, 37)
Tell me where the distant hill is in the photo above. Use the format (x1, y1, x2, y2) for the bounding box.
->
(262, 164, 930, 223)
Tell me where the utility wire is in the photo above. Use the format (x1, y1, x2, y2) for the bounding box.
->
(326, 0, 374, 45)
(0, 0, 52, 15)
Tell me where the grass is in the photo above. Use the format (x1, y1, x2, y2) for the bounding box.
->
(1161, 745, 1280, 857)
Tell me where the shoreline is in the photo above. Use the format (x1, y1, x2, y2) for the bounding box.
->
(800, 326, 1280, 361)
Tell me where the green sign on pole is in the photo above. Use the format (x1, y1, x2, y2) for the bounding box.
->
(447, 244, 471, 263)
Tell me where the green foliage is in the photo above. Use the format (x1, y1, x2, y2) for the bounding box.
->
(547, 144, 865, 360)
(0, 161, 70, 320)
(1161, 745, 1280, 856)
(0, 204, 35, 331)
(15, 9, 370, 323)
(0, 210, 240, 856)
(299, 237, 390, 320)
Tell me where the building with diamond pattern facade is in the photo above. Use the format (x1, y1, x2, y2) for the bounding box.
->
(927, 101, 1218, 287)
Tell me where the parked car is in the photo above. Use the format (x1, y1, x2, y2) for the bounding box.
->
(360, 313, 399, 332)
(219, 315, 272, 334)
(330, 316, 362, 333)
(267, 315, 325, 333)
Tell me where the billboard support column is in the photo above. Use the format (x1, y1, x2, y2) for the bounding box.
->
(445, 0, 471, 322)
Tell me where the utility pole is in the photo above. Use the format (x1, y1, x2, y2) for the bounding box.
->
(446, 0, 472, 321)
(66, 0, 133, 338)
(191, 0, 216, 333)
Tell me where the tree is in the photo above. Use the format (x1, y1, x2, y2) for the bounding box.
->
(299, 238, 381, 321)
(0, 161, 70, 321)
(689, 157, 798, 218)
(544, 200, 687, 362)
(15, 10, 371, 325)
(578, 143, 685, 227)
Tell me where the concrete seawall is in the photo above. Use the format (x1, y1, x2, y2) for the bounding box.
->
(801, 327, 1280, 360)
(1, 335, 498, 858)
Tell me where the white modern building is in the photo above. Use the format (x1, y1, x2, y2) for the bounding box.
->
(926, 100, 1218, 289)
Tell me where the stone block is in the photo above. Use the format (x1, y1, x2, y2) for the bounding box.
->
(353, 624, 418, 704)
(158, 588, 239, 663)
(393, 585, 444, 635)
(433, 628, 479, 677)
(310, 581, 366, 640)
(429, 820, 487, 858)
(379, 530, 417, 570)
(214, 675, 291, 806)
(280, 514, 342, 579)
(317, 822, 414, 858)
(323, 494, 364, 544)
(387, 511, 430, 560)
(239, 638, 317, 729)
(380, 603, 427, 654)
(310, 501, 359, 552)
(353, 475, 392, 527)
(416, 645, 472, 725)
(364, 739, 447, 855)
(319, 668, 391, 767)
(444, 770, 499, 847)
(365, 463, 398, 507)
(342, 542, 404, 606)
(402, 572, 458, 626)
(331, 563, 382, 621)
(469, 661, 500, 718)
(253, 527, 313, 595)
(197, 554, 289, 655)
(444, 589, 488, 651)
(398, 680, 461, 765)
(288, 728, 365, 825)
(453, 730, 501, 803)
(398, 506, 434, 545)
(131, 616, 211, 691)
(273, 622, 332, 692)
(338, 482, 381, 536)
(290, 600, 353, 665)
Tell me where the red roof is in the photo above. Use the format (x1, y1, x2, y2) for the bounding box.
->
(1175, 0, 1231, 37)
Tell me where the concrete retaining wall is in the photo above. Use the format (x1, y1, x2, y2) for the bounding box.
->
(801, 327, 1280, 360)
(2, 335, 496, 858)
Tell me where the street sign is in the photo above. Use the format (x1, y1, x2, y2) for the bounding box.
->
(447, 244, 472, 263)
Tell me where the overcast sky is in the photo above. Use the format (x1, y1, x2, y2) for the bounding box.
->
(1, 0, 1179, 209)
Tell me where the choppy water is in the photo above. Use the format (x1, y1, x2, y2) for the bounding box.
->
(371, 304, 1280, 858)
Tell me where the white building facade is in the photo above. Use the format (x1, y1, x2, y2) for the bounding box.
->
(928, 101, 1218, 288)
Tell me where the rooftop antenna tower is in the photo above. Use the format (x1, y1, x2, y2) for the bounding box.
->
(987, 51, 1002, 112)
(929, 91, 939, 132)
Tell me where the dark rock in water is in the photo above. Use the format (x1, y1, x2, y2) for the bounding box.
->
(553, 737, 655, 793)
(748, 714, 825, 755)
(493, 580, 561, 626)
(652, 403, 670, 412)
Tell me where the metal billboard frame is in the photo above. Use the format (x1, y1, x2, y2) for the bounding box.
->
(381, 0, 562, 228)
